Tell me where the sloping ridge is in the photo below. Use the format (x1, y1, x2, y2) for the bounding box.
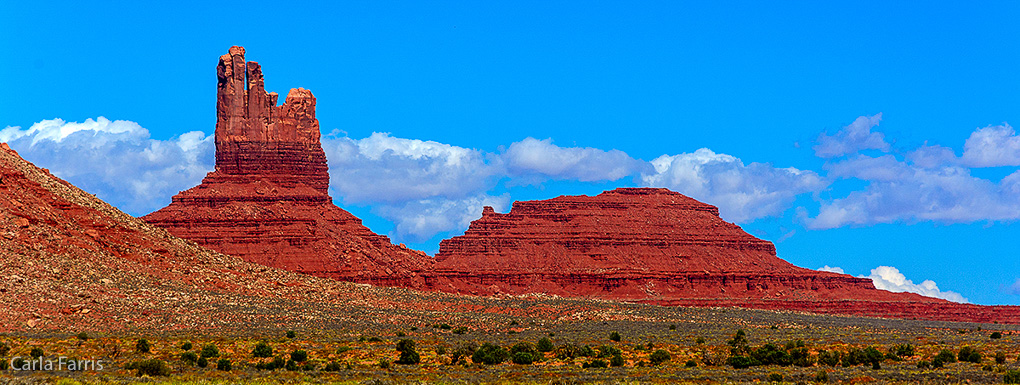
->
(0, 142, 349, 331)
(427, 188, 1020, 324)
(142, 46, 432, 287)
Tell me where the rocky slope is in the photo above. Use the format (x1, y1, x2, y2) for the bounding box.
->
(429, 188, 1020, 324)
(1, 142, 670, 332)
(142, 46, 432, 287)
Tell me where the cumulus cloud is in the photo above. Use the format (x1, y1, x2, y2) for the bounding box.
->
(807, 154, 1020, 230)
(864, 266, 968, 303)
(320, 132, 507, 241)
(813, 113, 889, 158)
(322, 132, 500, 204)
(640, 148, 827, 223)
(962, 124, 1020, 167)
(805, 115, 1020, 229)
(817, 265, 845, 274)
(375, 194, 511, 242)
(1, 117, 212, 215)
(504, 137, 648, 182)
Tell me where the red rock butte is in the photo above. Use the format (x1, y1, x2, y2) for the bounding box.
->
(428, 188, 1020, 324)
(143, 46, 432, 286)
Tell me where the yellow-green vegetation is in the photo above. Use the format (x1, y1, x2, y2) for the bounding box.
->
(1, 309, 1017, 384)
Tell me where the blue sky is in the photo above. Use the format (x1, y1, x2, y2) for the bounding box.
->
(2, 1, 1019, 305)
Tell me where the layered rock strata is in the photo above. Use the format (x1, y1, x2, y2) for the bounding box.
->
(430, 188, 1020, 324)
(143, 46, 431, 286)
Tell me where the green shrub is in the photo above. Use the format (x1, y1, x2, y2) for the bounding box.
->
(180, 341, 193, 351)
(0, 342, 9, 356)
(285, 359, 297, 371)
(696, 337, 706, 345)
(991, 332, 1003, 339)
(582, 359, 608, 368)
(1005, 370, 1020, 384)
(438, 323, 452, 330)
(252, 341, 273, 358)
(890, 343, 914, 357)
(537, 337, 554, 352)
(434, 346, 446, 356)
(609, 331, 621, 342)
(511, 342, 538, 356)
(997, 351, 1007, 364)
(337, 346, 354, 355)
(133, 359, 169, 376)
(815, 369, 829, 383)
(395, 339, 420, 365)
(863, 346, 884, 365)
(917, 360, 931, 369)
(136, 339, 151, 354)
(200, 344, 219, 358)
(286, 331, 296, 339)
(76, 332, 89, 341)
(817, 350, 841, 367)
(396, 331, 406, 337)
(196, 356, 208, 368)
(378, 359, 391, 369)
(512, 352, 535, 365)
(291, 349, 308, 362)
(685, 359, 697, 367)
(450, 342, 477, 365)
(323, 361, 342, 371)
(611, 354, 625, 367)
(669, 324, 677, 331)
(649, 349, 671, 365)
(472, 343, 509, 365)
(751, 343, 792, 366)
(452, 326, 468, 335)
(180, 352, 198, 365)
(0, 359, 6, 371)
(958, 346, 982, 363)
(216, 359, 231, 371)
(728, 329, 750, 356)
(727, 355, 755, 369)
(768, 373, 784, 382)
(556, 343, 595, 359)
(29, 347, 44, 358)
(11, 357, 26, 369)
(597, 345, 622, 359)
(932, 349, 957, 368)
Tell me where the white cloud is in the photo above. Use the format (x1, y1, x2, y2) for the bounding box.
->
(1, 117, 213, 215)
(806, 155, 1020, 229)
(906, 144, 959, 169)
(640, 148, 827, 223)
(817, 265, 845, 274)
(813, 113, 889, 158)
(322, 132, 500, 204)
(503, 137, 647, 182)
(962, 124, 1020, 167)
(375, 194, 511, 242)
(863, 266, 968, 303)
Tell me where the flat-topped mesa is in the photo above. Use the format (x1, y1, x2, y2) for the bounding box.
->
(435, 187, 780, 272)
(427, 187, 938, 308)
(212, 46, 328, 193)
(143, 46, 432, 286)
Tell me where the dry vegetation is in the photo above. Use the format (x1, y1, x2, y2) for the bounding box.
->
(1, 304, 1018, 384)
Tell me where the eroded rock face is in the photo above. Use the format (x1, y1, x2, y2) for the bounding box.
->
(142, 46, 432, 286)
(429, 188, 1019, 323)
